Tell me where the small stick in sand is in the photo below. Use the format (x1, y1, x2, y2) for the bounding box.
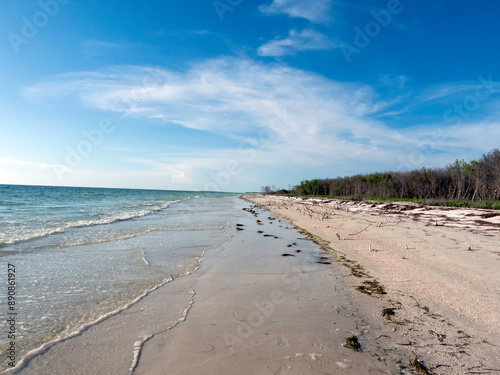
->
(405, 244, 409, 250)
(343, 224, 371, 240)
(336, 233, 341, 240)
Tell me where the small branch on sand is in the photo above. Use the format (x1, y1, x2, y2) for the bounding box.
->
(343, 225, 371, 240)
(336, 233, 341, 240)
(377, 221, 382, 227)
(405, 244, 409, 250)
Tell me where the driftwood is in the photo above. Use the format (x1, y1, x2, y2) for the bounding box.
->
(343, 225, 371, 240)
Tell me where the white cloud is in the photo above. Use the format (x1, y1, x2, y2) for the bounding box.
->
(257, 28, 335, 57)
(21, 57, 499, 190)
(0, 157, 63, 170)
(259, 0, 333, 23)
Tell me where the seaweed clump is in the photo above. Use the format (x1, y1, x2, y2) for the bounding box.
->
(242, 207, 258, 217)
(339, 256, 368, 278)
(357, 280, 386, 296)
(317, 256, 331, 265)
(344, 336, 362, 352)
(382, 308, 403, 324)
(410, 357, 433, 374)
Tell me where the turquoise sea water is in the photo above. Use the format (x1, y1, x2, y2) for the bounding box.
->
(0, 185, 238, 371)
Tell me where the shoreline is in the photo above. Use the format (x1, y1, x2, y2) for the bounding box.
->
(243, 194, 500, 374)
(134, 197, 413, 374)
(10, 196, 499, 374)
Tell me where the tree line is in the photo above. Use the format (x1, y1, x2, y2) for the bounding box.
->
(292, 149, 500, 201)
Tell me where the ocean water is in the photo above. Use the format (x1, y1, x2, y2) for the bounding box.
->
(0, 185, 238, 371)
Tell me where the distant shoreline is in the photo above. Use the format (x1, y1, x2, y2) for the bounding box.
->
(259, 193, 500, 210)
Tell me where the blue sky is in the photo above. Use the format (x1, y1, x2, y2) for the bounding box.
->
(1, 0, 500, 192)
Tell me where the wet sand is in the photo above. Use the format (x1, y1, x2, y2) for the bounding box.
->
(134, 202, 408, 374)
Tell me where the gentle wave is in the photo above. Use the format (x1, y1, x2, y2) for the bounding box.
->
(3, 275, 175, 374)
(0, 199, 186, 247)
(6, 232, 233, 374)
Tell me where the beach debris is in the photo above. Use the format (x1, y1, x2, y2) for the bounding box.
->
(309, 353, 322, 361)
(344, 336, 362, 352)
(273, 235, 278, 239)
(357, 280, 386, 296)
(428, 329, 446, 342)
(410, 296, 430, 313)
(317, 256, 331, 264)
(336, 361, 351, 369)
(257, 230, 263, 234)
(295, 249, 301, 253)
(382, 308, 403, 324)
(295, 353, 305, 357)
(242, 207, 258, 216)
(287, 244, 292, 247)
(340, 258, 367, 278)
(467, 245, 472, 251)
(342, 224, 371, 240)
(410, 356, 433, 375)
(281, 253, 295, 257)
(236, 227, 244, 231)
(335, 233, 341, 240)
(263, 234, 273, 237)
(236, 223, 244, 227)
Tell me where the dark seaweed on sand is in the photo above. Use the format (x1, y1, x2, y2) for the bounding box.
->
(382, 308, 403, 324)
(357, 280, 386, 296)
(410, 357, 433, 374)
(344, 336, 362, 352)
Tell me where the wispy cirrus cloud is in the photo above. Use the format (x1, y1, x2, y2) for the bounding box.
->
(257, 28, 335, 57)
(22, 57, 500, 190)
(259, 0, 333, 23)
